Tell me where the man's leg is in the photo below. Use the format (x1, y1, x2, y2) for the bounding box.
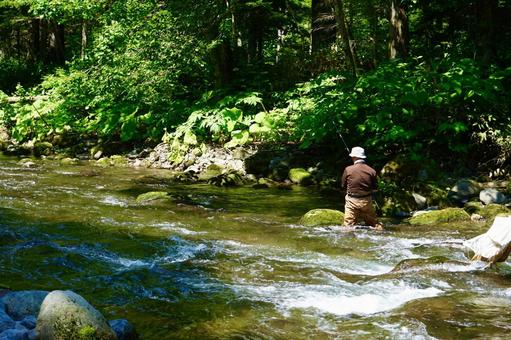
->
(360, 199, 384, 230)
(343, 195, 358, 226)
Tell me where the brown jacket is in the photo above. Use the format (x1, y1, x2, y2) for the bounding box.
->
(341, 161, 378, 197)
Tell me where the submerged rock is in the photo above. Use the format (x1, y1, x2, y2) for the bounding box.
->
(1, 290, 48, 321)
(299, 209, 345, 226)
(0, 308, 15, 333)
(391, 256, 465, 272)
(36, 290, 116, 340)
(136, 191, 169, 203)
(0, 328, 31, 340)
(408, 208, 470, 225)
(108, 319, 138, 340)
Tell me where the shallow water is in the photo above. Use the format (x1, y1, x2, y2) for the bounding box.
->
(1, 156, 510, 339)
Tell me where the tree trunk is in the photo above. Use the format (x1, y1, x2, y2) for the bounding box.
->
(226, 0, 241, 47)
(474, 0, 497, 65)
(81, 21, 87, 60)
(52, 22, 65, 64)
(30, 18, 40, 61)
(388, 0, 408, 59)
(331, 0, 358, 77)
(40, 19, 49, 62)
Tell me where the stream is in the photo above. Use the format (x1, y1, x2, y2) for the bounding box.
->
(1, 156, 510, 339)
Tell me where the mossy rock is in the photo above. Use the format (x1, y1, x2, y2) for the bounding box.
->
(33, 141, 53, 156)
(136, 191, 169, 203)
(110, 155, 128, 167)
(198, 164, 224, 181)
(299, 209, 344, 226)
(288, 168, 312, 185)
(472, 203, 511, 220)
(409, 208, 470, 225)
(60, 157, 79, 166)
(95, 157, 112, 167)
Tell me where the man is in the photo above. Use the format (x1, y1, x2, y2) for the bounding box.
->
(341, 146, 383, 230)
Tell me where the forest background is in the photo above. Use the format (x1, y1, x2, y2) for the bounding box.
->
(0, 0, 510, 182)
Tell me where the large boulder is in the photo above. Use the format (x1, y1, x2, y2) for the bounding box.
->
(479, 188, 508, 205)
(36, 290, 116, 340)
(408, 208, 470, 225)
(1, 290, 48, 321)
(447, 179, 481, 205)
(299, 209, 345, 226)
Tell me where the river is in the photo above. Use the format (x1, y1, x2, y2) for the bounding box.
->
(0, 156, 510, 339)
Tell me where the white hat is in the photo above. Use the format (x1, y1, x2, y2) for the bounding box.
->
(349, 146, 366, 159)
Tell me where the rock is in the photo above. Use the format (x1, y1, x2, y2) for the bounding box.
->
(478, 204, 511, 220)
(447, 179, 481, 205)
(408, 207, 470, 225)
(33, 142, 53, 157)
(198, 164, 223, 181)
(391, 256, 466, 273)
(1, 290, 48, 321)
(0, 328, 30, 340)
(470, 213, 485, 222)
(59, 158, 79, 166)
(479, 188, 508, 205)
(95, 157, 112, 167)
(412, 193, 427, 210)
(299, 209, 345, 226)
(208, 172, 244, 187)
(0, 308, 15, 333)
(108, 319, 138, 340)
(36, 290, 116, 340)
(288, 168, 312, 185)
(381, 190, 417, 216)
(136, 191, 169, 203)
(464, 202, 510, 222)
(94, 151, 103, 160)
(110, 155, 128, 167)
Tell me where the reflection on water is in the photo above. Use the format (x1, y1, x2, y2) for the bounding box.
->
(0, 156, 510, 339)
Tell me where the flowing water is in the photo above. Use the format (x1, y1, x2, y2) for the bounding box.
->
(1, 156, 511, 339)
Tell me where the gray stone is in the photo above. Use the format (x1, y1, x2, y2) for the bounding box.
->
(0, 328, 30, 340)
(448, 179, 481, 204)
(36, 290, 116, 340)
(412, 193, 427, 210)
(479, 188, 508, 205)
(1, 291, 48, 321)
(108, 319, 138, 340)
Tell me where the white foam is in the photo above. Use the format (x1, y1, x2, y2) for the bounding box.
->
(152, 222, 204, 235)
(234, 280, 442, 317)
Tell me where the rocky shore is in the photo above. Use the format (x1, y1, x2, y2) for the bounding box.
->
(3, 139, 511, 223)
(0, 289, 137, 340)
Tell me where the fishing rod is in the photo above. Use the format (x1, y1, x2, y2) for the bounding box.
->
(332, 119, 350, 154)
